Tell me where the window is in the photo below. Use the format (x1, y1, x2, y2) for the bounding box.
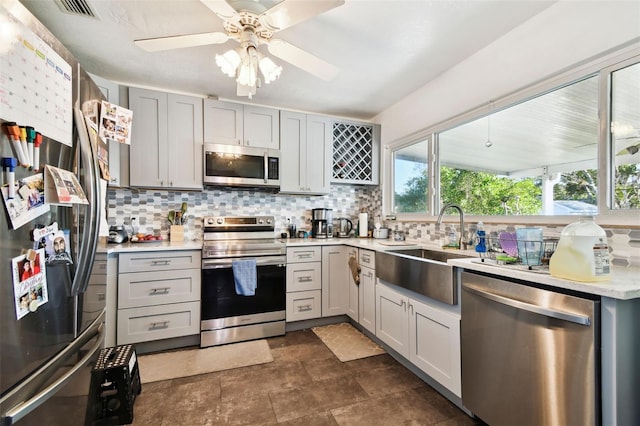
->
(611, 61, 640, 210)
(438, 75, 599, 216)
(388, 53, 640, 219)
(393, 139, 428, 213)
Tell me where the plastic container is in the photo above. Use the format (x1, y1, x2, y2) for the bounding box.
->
(475, 222, 487, 253)
(448, 225, 457, 246)
(549, 216, 611, 282)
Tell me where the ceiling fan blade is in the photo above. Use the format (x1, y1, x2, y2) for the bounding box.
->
(200, 0, 240, 24)
(260, 0, 345, 31)
(268, 39, 339, 81)
(135, 32, 229, 52)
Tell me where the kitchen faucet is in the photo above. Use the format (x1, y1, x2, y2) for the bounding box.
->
(436, 203, 471, 249)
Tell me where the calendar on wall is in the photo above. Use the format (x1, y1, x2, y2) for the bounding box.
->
(0, 6, 73, 146)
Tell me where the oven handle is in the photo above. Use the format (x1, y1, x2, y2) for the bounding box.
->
(202, 256, 286, 269)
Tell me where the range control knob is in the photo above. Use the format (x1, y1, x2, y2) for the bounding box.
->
(266, 218, 272, 224)
(216, 218, 224, 225)
(206, 218, 214, 225)
(258, 218, 264, 224)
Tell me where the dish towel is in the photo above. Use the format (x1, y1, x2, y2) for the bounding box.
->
(232, 258, 257, 296)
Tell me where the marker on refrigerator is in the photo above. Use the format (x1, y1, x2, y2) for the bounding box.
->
(26, 126, 36, 170)
(2, 157, 18, 199)
(33, 132, 43, 171)
(19, 126, 30, 168)
(2, 122, 27, 167)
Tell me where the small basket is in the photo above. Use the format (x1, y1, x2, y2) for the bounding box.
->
(477, 234, 558, 267)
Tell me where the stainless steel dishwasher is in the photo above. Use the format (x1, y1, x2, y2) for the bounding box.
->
(461, 271, 600, 426)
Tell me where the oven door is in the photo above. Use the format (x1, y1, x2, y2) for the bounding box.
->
(201, 256, 286, 329)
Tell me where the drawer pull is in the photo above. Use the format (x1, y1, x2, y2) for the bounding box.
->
(97, 293, 106, 301)
(297, 304, 312, 312)
(362, 255, 371, 263)
(150, 287, 171, 295)
(151, 260, 170, 266)
(297, 253, 312, 259)
(149, 320, 170, 330)
(297, 276, 313, 283)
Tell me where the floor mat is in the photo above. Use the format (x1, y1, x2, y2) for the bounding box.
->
(138, 339, 273, 383)
(312, 323, 386, 362)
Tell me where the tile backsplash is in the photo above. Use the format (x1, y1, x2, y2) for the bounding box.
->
(107, 185, 382, 240)
(107, 186, 638, 267)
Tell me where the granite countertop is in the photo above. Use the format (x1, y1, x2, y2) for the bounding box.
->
(96, 238, 203, 253)
(448, 257, 640, 300)
(96, 235, 639, 300)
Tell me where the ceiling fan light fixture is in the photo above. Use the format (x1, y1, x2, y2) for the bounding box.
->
(236, 46, 259, 87)
(215, 49, 241, 77)
(237, 82, 257, 99)
(259, 55, 282, 84)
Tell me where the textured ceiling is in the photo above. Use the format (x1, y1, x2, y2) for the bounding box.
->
(19, 0, 556, 120)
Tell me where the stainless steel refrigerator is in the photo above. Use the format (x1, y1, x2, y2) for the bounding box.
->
(1, 1, 106, 423)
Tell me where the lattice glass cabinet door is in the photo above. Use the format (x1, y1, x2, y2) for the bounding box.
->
(332, 121, 380, 185)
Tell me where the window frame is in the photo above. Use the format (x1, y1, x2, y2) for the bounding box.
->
(383, 45, 640, 227)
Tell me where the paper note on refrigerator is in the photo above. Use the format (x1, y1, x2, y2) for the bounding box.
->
(44, 165, 88, 205)
(12, 248, 49, 320)
(1, 173, 49, 230)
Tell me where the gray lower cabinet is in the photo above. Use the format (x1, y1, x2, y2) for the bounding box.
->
(286, 247, 322, 321)
(358, 249, 376, 334)
(129, 88, 203, 189)
(376, 281, 461, 397)
(322, 246, 348, 317)
(117, 250, 201, 345)
(346, 247, 359, 321)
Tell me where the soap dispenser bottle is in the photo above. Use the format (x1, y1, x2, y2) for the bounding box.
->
(448, 225, 458, 247)
(475, 221, 487, 253)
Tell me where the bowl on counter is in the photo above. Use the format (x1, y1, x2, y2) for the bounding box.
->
(373, 228, 389, 239)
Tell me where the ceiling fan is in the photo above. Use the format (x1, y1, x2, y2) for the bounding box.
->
(134, 0, 344, 98)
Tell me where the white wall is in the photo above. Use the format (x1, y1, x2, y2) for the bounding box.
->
(374, 1, 640, 145)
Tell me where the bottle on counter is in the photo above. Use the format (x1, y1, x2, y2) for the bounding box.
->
(549, 216, 611, 282)
(448, 225, 458, 247)
(475, 221, 487, 253)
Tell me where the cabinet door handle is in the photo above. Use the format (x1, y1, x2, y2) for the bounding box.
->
(297, 276, 313, 283)
(400, 299, 406, 311)
(150, 287, 171, 294)
(149, 320, 170, 330)
(297, 304, 312, 312)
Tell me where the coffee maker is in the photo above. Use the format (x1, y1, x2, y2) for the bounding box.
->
(311, 208, 333, 239)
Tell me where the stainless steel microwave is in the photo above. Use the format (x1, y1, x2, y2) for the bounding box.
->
(203, 143, 280, 189)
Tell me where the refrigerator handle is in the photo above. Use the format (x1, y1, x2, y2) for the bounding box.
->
(463, 283, 592, 326)
(70, 100, 101, 297)
(2, 323, 105, 424)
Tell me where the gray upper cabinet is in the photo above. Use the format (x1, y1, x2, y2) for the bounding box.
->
(89, 73, 129, 188)
(280, 111, 331, 195)
(129, 88, 203, 190)
(331, 120, 380, 185)
(203, 99, 279, 149)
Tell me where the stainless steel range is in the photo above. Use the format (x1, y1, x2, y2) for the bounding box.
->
(201, 216, 286, 347)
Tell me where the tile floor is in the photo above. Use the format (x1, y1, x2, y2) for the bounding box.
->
(132, 329, 479, 425)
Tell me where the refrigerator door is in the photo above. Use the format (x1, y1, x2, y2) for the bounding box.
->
(1, 1, 105, 423)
